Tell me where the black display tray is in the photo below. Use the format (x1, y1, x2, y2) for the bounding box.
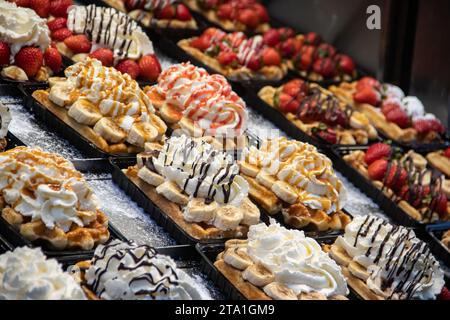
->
(5, 132, 26, 150)
(19, 83, 141, 159)
(0, 233, 12, 254)
(426, 223, 450, 268)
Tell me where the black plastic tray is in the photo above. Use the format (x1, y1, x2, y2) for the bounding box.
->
(5, 132, 26, 150)
(0, 233, 12, 254)
(426, 223, 450, 268)
(19, 83, 142, 159)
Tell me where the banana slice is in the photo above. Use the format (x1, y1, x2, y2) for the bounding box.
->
(55, 42, 73, 58)
(137, 166, 165, 187)
(183, 198, 217, 223)
(272, 181, 298, 204)
(223, 247, 253, 270)
(144, 142, 163, 152)
(48, 77, 66, 87)
(49, 81, 75, 107)
(155, 181, 189, 205)
(348, 261, 370, 281)
(256, 171, 277, 189)
(68, 99, 102, 126)
(93, 117, 126, 143)
(179, 117, 203, 137)
(329, 244, 351, 267)
(367, 124, 378, 139)
(0, 103, 12, 138)
(1, 66, 28, 81)
(35, 66, 49, 82)
(239, 161, 259, 178)
(263, 282, 297, 300)
(128, 9, 152, 26)
(224, 239, 248, 249)
(148, 113, 167, 136)
(241, 198, 260, 226)
(242, 263, 274, 287)
(349, 111, 370, 129)
(127, 122, 159, 147)
(213, 205, 244, 230)
(159, 102, 183, 124)
(71, 53, 88, 63)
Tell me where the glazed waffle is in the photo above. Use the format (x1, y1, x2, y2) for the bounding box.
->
(258, 84, 377, 145)
(177, 39, 288, 81)
(426, 151, 450, 178)
(215, 239, 348, 300)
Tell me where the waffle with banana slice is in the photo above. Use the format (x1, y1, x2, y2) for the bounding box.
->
(0, 147, 110, 250)
(239, 137, 351, 231)
(258, 80, 378, 145)
(125, 135, 260, 240)
(32, 59, 167, 155)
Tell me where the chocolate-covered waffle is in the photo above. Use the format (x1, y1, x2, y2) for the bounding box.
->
(0, 147, 110, 250)
(215, 221, 349, 300)
(258, 79, 378, 145)
(239, 136, 351, 231)
(327, 215, 445, 300)
(125, 135, 260, 240)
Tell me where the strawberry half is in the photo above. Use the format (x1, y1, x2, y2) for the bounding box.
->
(51, 28, 72, 42)
(89, 48, 114, 67)
(47, 17, 67, 32)
(190, 35, 211, 51)
(217, 51, 238, 67)
(353, 86, 381, 106)
(64, 35, 91, 54)
(386, 108, 410, 128)
(367, 159, 388, 181)
(277, 92, 300, 114)
(356, 76, 381, 91)
(364, 142, 392, 165)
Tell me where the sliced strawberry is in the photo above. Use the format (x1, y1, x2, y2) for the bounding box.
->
(176, 4, 192, 21)
(263, 29, 281, 47)
(364, 142, 392, 165)
(262, 47, 281, 66)
(139, 54, 161, 81)
(44, 47, 62, 74)
(384, 164, 407, 190)
(443, 147, 450, 159)
(277, 92, 300, 114)
(353, 86, 381, 106)
(30, 0, 50, 18)
(217, 51, 238, 67)
(0, 42, 10, 66)
(282, 79, 307, 99)
(51, 28, 72, 42)
(89, 48, 114, 67)
(15, 46, 43, 78)
(431, 192, 448, 217)
(47, 17, 67, 32)
(315, 127, 337, 144)
(237, 9, 259, 29)
(386, 108, 410, 128)
(253, 3, 269, 23)
(116, 59, 140, 79)
(304, 32, 322, 46)
(49, 0, 73, 18)
(367, 159, 388, 181)
(246, 55, 261, 71)
(156, 4, 175, 19)
(63, 35, 91, 54)
(10, 0, 31, 7)
(338, 54, 355, 74)
(356, 76, 381, 91)
(190, 35, 211, 51)
(279, 38, 297, 58)
(313, 57, 336, 78)
(381, 99, 401, 116)
(217, 3, 233, 20)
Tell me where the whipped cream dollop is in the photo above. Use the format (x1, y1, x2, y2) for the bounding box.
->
(0, 147, 100, 232)
(243, 137, 346, 213)
(335, 215, 445, 300)
(152, 135, 249, 206)
(67, 5, 154, 62)
(155, 62, 247, 136)
(0, 247, 86, 300)
(381, 83, 404, 101)
(0, 1, 50, 62)
(247, 221, 348, 297)
(84, 240, 206, 300)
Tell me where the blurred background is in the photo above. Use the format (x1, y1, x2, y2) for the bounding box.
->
(264, 0, 450, 127)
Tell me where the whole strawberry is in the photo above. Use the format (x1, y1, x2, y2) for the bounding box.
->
(51, 28, 72, 42)
(139, 55, 161, 81)
(47, 17, 67, 32)
(438, 287, 450, 300)
(64, 35, 91, 54)
(0, 42, 11, 66)
(49, 0, 73, 17)
(367, 159, 388, 181)
(30, 0, 50, 18)
(89, 48, 114, 67)
(176, 4, 192, 21)
(353, 86, 381, 106)
(116, 59, 140, 79)
(443, 147, 450, 159)
(313, 57, 336, 78)
(44, 47, 62, 74)
(15, 46, 43, 78)
(364, 142, 391, 165)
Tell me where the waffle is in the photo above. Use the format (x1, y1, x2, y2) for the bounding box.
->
(329, 82, 439, 144)
(426, 151, 450, 178)
(178, 39, 288, 81)
(442, 229, 450, 249)
(184, 0, 270, 33)
(258, 83, 377, 145)
(343, 150, 450, 223)
(215, 239, 348, 300)
(69, 260, 100, 300)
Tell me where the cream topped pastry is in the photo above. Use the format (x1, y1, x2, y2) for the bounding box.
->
(136, 135, 259, 230)
(333, 215, 445, 300)
(82, 240, 205, 300)
(0, 1, 50, 62)
(0, 146, 109, 250)
(149, 62, 247, 136)
(67, 4, 154, 63)
(0, 246, 86, 300)
(48, 58, 166, 148)
(242, 137, 347, 214)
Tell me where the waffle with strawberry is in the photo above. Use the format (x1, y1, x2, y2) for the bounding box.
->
(178, 27, 288, 81)
(0, 1, 63, 82)
(184, 0, 270, 33)
(258, 79, 378, 145)
(343, 142, 450, 223)
(262, 29, 357, 83)
(330, 77, 446, 145)
(101, 0, 197, 29)
(426, 147, 450, 179)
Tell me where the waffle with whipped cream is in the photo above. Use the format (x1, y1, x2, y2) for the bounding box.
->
(0, 147, 110, 250)
(326, 215, 445, 300)
(32, 59, 167, 154)
(125, 135, 260, 240)
(239, 137, 351, 231)
(69, 240, 207, 300)
(215, 222, 349, 300)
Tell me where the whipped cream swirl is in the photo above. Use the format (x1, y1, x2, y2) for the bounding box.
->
(67, 5, 154, 62)
(0, 1, 50, 62)
(335, 215, 445, 300)
(84, 240, 205, 300)
(0, 147, 100, 232)
(152, 135, 249, 206)
(247, 221, 349, 297)
(0, 247, 86, 300)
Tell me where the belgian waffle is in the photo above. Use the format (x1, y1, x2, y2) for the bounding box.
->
(426, 150, 450, 178)
(442, 229, 450, 249)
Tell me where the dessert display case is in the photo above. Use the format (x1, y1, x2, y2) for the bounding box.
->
(0, 0, 449, 301)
